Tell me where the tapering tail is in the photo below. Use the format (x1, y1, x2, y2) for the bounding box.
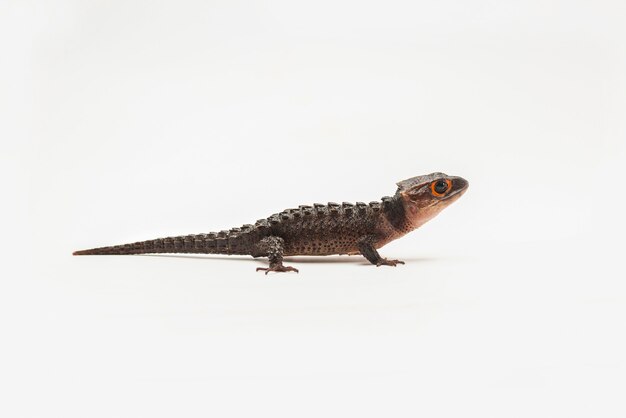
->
(73, 231, 253, 256)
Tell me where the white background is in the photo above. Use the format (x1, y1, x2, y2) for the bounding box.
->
(2, 0, 626, 417)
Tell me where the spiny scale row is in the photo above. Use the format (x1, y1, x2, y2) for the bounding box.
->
(146, 229, 255, 252)
(183, 201, 389, 241)
(115, 198, 397, 253)
(257, 198, 395, 227)
(161, 198, 396, 248)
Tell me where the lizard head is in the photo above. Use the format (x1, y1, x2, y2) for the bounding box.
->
(396, 172, 469, 228)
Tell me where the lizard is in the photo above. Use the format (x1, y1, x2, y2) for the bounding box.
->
(73, 172, 469, 273)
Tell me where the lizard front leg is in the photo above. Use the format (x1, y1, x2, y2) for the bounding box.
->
(358, 239, 405, 267)
(254, 236, 299, 274)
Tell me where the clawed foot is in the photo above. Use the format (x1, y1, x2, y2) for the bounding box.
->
(376, 258, 405, 267)
(256, 264, 299, 275)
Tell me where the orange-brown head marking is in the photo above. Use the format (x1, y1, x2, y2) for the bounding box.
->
(395, 172, 469, 229)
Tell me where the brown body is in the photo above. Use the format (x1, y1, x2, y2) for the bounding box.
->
(74, 173, 469, 273)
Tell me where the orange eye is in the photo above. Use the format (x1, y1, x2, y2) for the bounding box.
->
(430, 179, 452, 197)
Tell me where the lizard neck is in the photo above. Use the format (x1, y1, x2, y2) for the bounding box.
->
(384, 194, 410, 232)
(383, 191, 445, 236)
(374, 194, 416, 248)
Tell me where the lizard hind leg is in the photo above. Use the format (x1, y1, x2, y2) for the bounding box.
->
(254, 236, 299, 275)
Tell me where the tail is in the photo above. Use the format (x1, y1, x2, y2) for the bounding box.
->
(73, 229, 254, 256)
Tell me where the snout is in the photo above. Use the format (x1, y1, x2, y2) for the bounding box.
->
(452, 176, 469, 190)
(449, 176, 469, 198)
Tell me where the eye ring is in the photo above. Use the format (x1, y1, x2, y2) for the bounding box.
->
(430, 179, 452, 197)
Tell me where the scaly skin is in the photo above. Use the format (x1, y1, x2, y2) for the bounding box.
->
(73, 173, 469, 273)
